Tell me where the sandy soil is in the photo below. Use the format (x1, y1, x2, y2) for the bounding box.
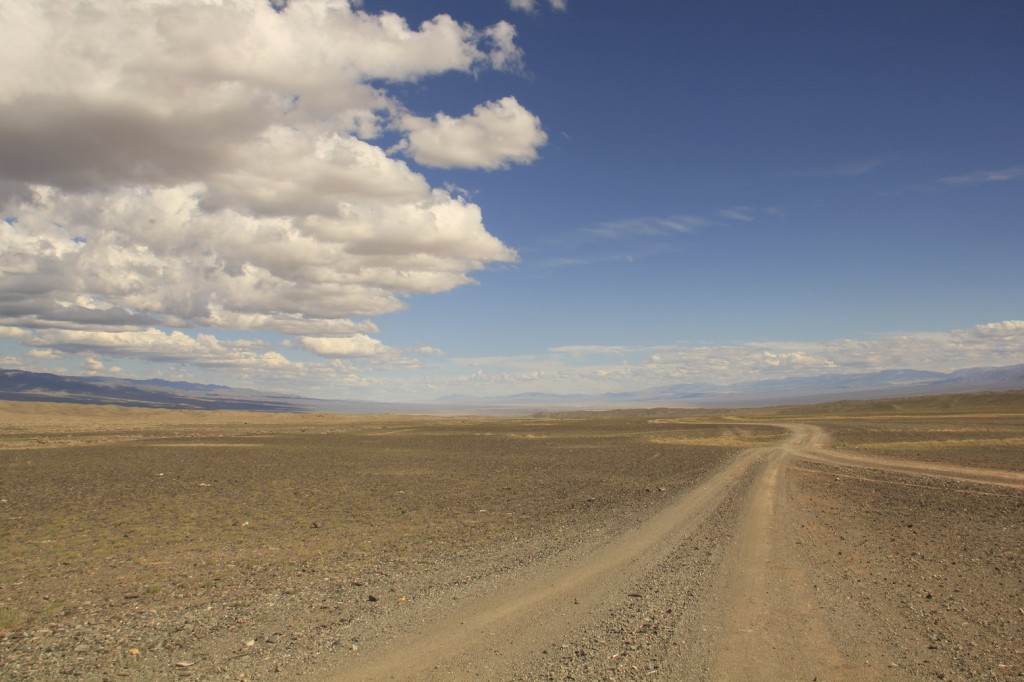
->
(1, 399, 1022, 680)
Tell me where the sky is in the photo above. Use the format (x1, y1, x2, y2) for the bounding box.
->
(0, 0, 1022, 401)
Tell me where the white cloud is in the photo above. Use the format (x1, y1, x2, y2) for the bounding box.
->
(0, 0, 532, 370)
(17, 327, 306, 371)
(406, 320, 1024, 399)
(719, 207, 755, 222)
(564, 205, 773, 260)
(966, 320, 1024, 336)
(483, 22, 526, 73)
(82, 356, 105, 375)
(397, 96, 547, 169)
(299, 334, 389, 359)
(26, 348, 63, 359)
(758, 351, 837, 371)
(643, 321, 1024, 383)
(938, 166, 1024, 185)
(0, 326, 30, 341)
(586, 215, 712, 239)
(509, 0, 567, 11)
(550, 345, 633, 355)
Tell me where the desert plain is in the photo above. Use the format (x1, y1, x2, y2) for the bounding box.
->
(1, 393, 1022, 681)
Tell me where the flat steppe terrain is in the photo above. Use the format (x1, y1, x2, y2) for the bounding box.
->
(1, 393, 1022, 680)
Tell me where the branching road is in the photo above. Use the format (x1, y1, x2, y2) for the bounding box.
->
(321, 424, 1024, 681)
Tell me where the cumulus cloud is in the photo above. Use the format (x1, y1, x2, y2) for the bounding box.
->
(965, 320, 1024, 336)
(0, 1, 536, 376)
(26, 348, 63, 360)
(299, 334, 389, 359)
(758, 350, 836, 370)
(482, 22, 526, 73)
(7, 326, 305, 371)
(81, 356, 106, 375)
(397, 97, 547, 169)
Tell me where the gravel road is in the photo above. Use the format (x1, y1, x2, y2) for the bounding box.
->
(323, 423, 1024, 681)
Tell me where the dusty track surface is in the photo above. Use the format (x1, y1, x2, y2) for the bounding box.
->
(327, 423, 1024, 681)
(2, 401, 1022, 680)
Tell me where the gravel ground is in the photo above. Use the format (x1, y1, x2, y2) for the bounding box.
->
(785, 459, 1024, 679)
(0, 405, 770, 681)
(2, 400, 1022, 681)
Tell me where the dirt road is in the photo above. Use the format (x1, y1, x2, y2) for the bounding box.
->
(323, 424, 1024, 681)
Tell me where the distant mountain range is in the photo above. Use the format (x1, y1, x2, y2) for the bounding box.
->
(0, 369, 409, 413)
(437, 364, 1024, 410)
(605, 365, 1024, 406)
(1, 364, 1023, 413)
(0, 369, 303, 411)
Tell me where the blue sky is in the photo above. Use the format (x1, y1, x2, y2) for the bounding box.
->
(0, 1, 1022, 400)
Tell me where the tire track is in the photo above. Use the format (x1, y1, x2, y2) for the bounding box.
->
(319, 422, 1016, 681)
(321, 436, 787, 681)
(791, 424, 1024, 490)
(708, 425, 888, 680)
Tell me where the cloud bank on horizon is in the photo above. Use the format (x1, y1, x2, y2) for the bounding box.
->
(0, 0, 1021, 401)
(440, 320, 1024, 395)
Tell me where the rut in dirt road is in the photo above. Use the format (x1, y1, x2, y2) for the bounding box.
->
(323, 428, 784, 681)
(793, 424, 1024, 490)
(321, 423, 1020, 681)
(708, 425, 859, 680)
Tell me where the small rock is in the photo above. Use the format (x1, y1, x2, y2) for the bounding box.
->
(367, 595, 378, 602)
